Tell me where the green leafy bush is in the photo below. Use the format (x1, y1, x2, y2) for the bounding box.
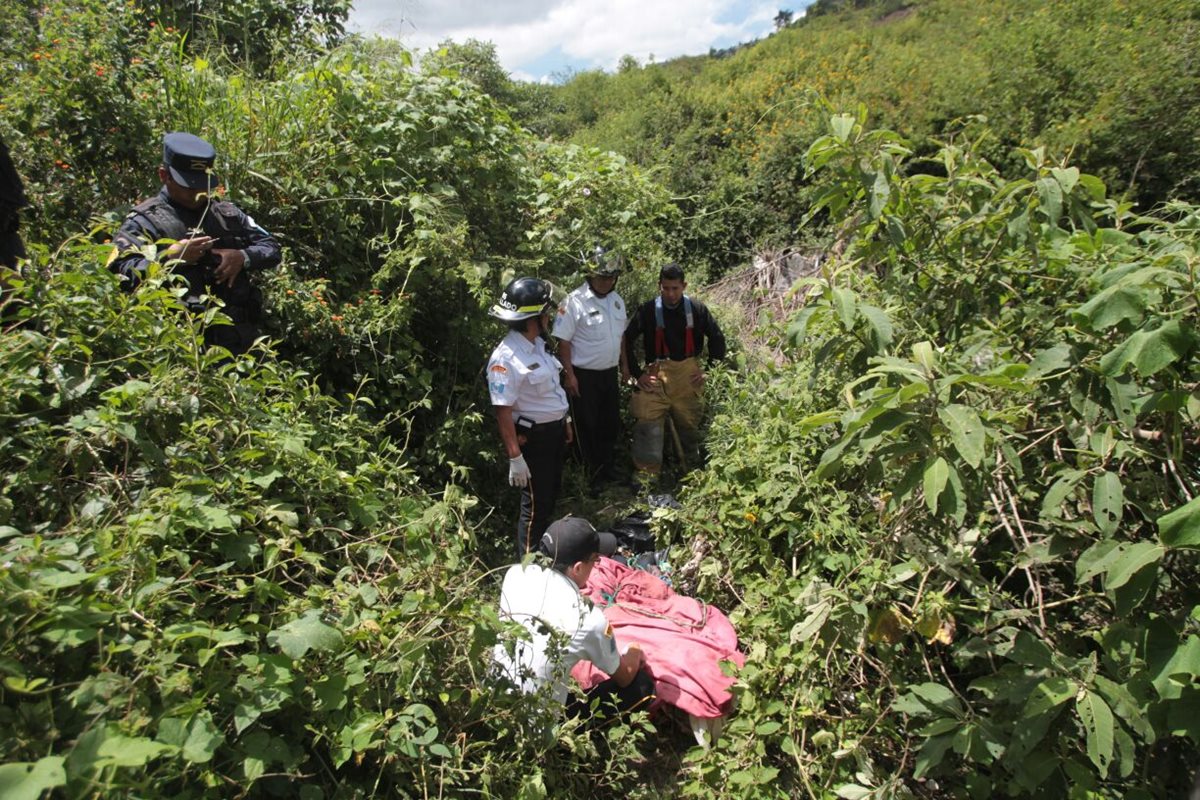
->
(667, 114, 1199, 797)
(523, 0, 1200, 278)
(0, 243, 664, 798)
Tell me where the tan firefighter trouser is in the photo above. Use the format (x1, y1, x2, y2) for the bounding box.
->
(629, 357, 704, 474)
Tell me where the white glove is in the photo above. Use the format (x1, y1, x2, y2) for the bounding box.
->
(508, 454, 531, 487)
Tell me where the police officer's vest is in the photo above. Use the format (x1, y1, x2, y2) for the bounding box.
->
(654, 295, 696, 360)
(129, 195, 259, 318)
(130, 195, 247, 245)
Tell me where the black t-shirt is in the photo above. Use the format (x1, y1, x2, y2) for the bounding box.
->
(623, 296, 727, 378)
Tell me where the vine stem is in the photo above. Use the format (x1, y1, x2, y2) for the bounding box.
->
(1167, 457, 1193, 502)
(987, 485, 1048, 635)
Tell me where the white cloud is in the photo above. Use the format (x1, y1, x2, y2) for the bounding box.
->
(348, 0, 781, 79)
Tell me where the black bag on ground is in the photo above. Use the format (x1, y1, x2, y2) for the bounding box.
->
(608, 494, 681, 554)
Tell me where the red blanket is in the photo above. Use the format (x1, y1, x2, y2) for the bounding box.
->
(570, 556, 744, 718)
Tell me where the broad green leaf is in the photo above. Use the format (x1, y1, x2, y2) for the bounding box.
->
(1042, 470, 1085, 519)
(1052, 166, 1079, 194)
(517, 768, 548, 800)
(1104, 376, 1139, 428)
(34, 568, 93, 590)
(197, 505, 236, 532)
(1078, 173, 1108, 201)
(96, 734, 174, 768)
(796, 409, 840, 429)
(1073, 286, 1145, 330)
(786, 306, 817, 345)
(830, 114, 855, 142)
(834, 784, 872, 800)
(831, 288, 857, 328)
(157, 713, 223, 764)
(244, 756, 265, 782)
(1006, 710, 1058, 768)
(1092, 675, 1153, 742)
(1100, 320, 1193, 377)
(1112, 561, 1158, 617)
(0, 757, 67, 800)
(909, 682, 962, 717)
(943, 460, 967, 526)
(869, 169, 890, 219)
(815, 436, 852, 480)
(1150, 633, 1200, 699)
(1007, 208, 1030, 239)
(1036, 176, 1063, 222)
(179, 715, 222, 764)
(1103, 542, 1163, 590)
(1114, 725, 1136, 779)
(249, 468, 283, 489)
(3, 676, 48, 694)
(1075, 539, 1123, 584)
(1009, 631, 1054, 668)
(923, 456, 950, 514)
(1092, 471, 1123, 536)
(912, 341, 936, 374)
(913, 734, 954, 779)
(1077, 690, 1115, 777)
(1021, 676, 1075, 719)
(268, 610, 344, 660)
(918, 717, 961, 737)
(790, 601, 830, 644)
(1159, 496, 1200, 548)
(162, 622, 253, 647)
(859, 304, 893, 350)
(938, 404, 985, 469)
(755, 720, 782, 736)
(1028, 343, 1072, 378)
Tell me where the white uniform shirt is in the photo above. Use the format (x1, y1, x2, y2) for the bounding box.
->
(492, 563, 621, 705)
(553, 282, 627, 370)
(487, 331, 569, 424)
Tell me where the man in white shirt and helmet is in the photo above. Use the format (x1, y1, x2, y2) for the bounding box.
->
(487, 277, 574, 559)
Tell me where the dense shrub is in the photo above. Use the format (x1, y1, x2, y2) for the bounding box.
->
(522, 0, 1200, 279)
(0, 244, 669, 798)
(666, 114, 1199, 797)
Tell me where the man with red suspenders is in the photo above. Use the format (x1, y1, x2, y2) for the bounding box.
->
(622, 262, 727, 483)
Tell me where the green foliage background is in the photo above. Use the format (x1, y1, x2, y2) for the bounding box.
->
(522, 0, 1200, 278)
(2, 0, 1199, 798)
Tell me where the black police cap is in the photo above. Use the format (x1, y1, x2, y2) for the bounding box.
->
(163, 132, 219, 190)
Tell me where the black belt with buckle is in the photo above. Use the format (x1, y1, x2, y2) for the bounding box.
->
(517, 416, 565, 432)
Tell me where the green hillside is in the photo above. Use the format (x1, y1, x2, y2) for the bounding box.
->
(517, 0, 1200, 276)
(1, 1, 1198, 798)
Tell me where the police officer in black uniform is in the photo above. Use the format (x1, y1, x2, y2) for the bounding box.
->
(0, 136, 29, 319)
(0, 136, 28, 271)
(487, 277, 574, 558)
(109, 132, 281, 354)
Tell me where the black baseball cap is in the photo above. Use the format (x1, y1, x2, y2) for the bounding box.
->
(162, 132, 219, 190)
(540, 517, 617, 567)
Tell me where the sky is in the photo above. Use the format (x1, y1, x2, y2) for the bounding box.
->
(347, 0, 807, 83)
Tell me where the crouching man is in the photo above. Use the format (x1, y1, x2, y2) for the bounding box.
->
(493, 517, 655, 720)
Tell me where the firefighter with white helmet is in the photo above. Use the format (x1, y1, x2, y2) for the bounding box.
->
(487, 277, 574, 558)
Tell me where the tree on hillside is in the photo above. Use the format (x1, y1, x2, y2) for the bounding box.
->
(425, 38, 515, 102)
(774, 9, 794, 29)
(144, 0, 350, 68)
